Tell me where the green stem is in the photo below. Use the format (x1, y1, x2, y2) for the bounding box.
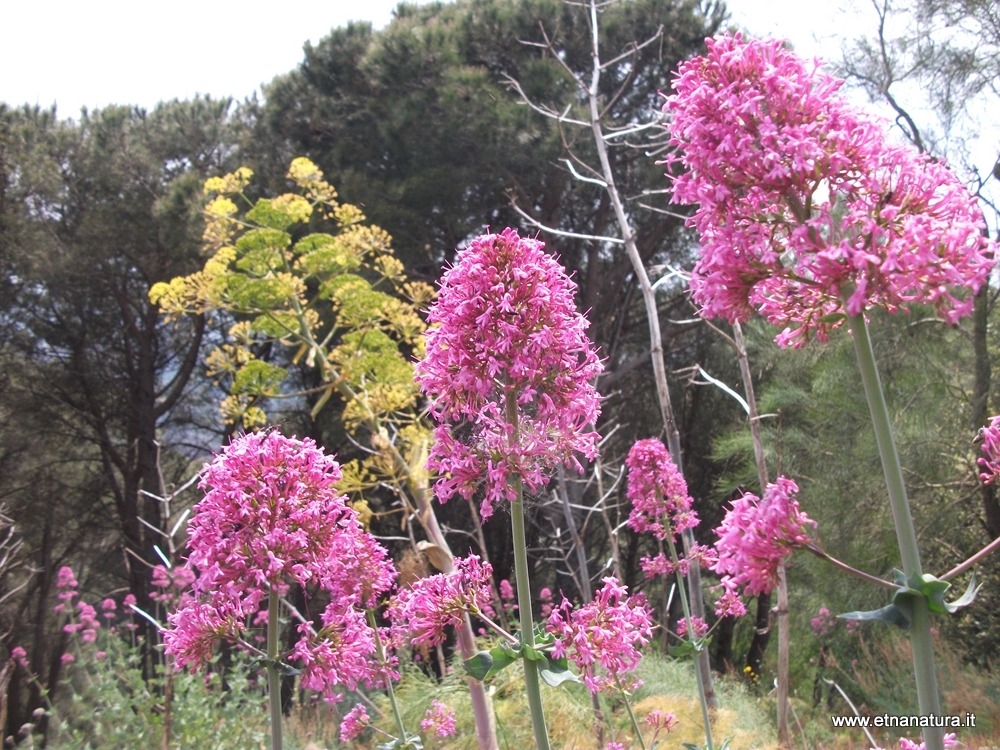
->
(665, 533, 714, 750)
(616, 677, 648, 750)
(368, 609, 408, 742)
(849, 311, 943, 750)
(506, 388, 550, 750)
(267, 588, 283, 750)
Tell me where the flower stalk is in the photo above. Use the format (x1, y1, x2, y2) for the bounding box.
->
(267, 588, 283, 750)
(664, 531, 715, 750)
(849, 310, 943, 750)
(507, 388, 551, 750)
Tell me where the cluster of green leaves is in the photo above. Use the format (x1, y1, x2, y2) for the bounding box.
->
(149, 158, 436, 498)
(33, 629, 268, 750)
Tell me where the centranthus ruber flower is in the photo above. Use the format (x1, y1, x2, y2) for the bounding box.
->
(421, 700, 457, 737)
(712, 477, 816, 597)
(163, 430, 397, 701)
(627, 438, 700, 541)
(666, 34, 994, 348)
(390, 554, 494, 647)
(415, 227, 602, 519)
(978, 415, 1000, 485)
(547, 577, 654, 696)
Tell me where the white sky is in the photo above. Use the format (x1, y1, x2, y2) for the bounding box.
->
(1, 0, 994, 212)
(1, 0, 862, 117)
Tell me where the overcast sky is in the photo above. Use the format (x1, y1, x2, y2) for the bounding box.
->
(2, 0, 864, 117)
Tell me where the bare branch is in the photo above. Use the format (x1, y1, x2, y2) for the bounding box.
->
(509, 200, 624, 243)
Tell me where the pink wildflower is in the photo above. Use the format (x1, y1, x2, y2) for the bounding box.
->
(499, 579, 515, 601)
(895, 733, 959, 750)
(547, 577, 654, 696)
(391, 555, 494, 647)
(96, 651, 107, 660)
(11, 646, 29, 668)
(605, 743, 626, 750)
(123, 594, 137, 609)
(978, 415, 1000, 484)
(676, 616, 708, 639)
(78, 601, 98, 629)
(811, 607, 834, 638)
(60, 652, 75, 665)
(56, 566, 78, 604)
(101, 598, 116, 619)
(713, 577, 747, 618)
(712, 477, 815, 597)
(626, 439, 698, 541)
(163, 431, 396, 700)
(666, 34, 994, 348)
(339, 704, 370, 742)
(645, 709, 679, 735)
(81, 629, 97, 643)
(421, 700, 457, 737)
(416, 227, 602, 520)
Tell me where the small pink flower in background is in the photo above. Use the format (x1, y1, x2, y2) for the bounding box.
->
(547, 577, 653, 696)
(713, 577, 747, 618)
(78, 602, 98, 629)
(645, 709, 679, 735)
(81, 629, 97, 643)
(416, 227, 602, 520)
(339, 704, 370, 742)
(123, 594, 137, 609)
(712, 477, 815, 597)
(893, 733, 960, 750)
(56, 567, 78, 603)
(978, 415, 1000, 485)
(499, 579, 515, 601)
(539, 587, 554, 619)
(676, 616, 708, 639)
(11, 646, 29, 668)
(811, 607, 834, 638)
(846, 619, 862, 637)
(605, 743, 626, 750)
(101, 598, 116, 619)
(626, 439, 698, 541)
(95, 651, 106, 660)
(421, 700, 457, 737)
(60, 652, 75, 665)
(391, 555, 494, 647)
(666, 33, 994, 348)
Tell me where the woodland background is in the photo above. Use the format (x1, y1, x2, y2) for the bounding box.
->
(1, 0, 998, 745)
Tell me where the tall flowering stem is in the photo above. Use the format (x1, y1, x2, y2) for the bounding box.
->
(626, 439, 714, 750)
(267, 588, 283, 750)
(850, 309, 942, 724)
(417, 227, 602, 750)
(666, 34, 997, 750)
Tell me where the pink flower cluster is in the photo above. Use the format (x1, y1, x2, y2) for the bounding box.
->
(676, 616, 708, 639)
(645, 709, 679, 736)
(547, 577, 654, 696)
(712, 477, 816, 598)
(421, 700, 457, 737)
(811, 606, 834, 638)
(163, 431, 397, 703)
(339, 704, 370, 741)
(416, 228, 602, 519)
(666, 34, 994, 348)
(626, 439, 699, 541)
(390, 555, 494, 647)
(978, 415, 1000, 485)
(874, 733, 959, 750)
